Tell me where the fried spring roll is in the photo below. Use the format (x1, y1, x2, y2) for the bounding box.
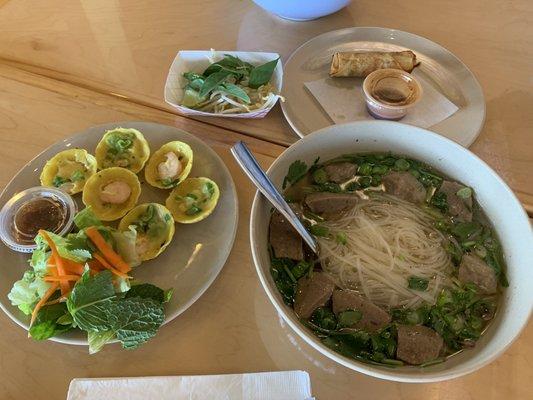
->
(330, 51, 419, 78)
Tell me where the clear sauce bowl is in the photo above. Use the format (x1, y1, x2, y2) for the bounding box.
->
(362, 69, 423, 120)
(0, 187, 77, 253)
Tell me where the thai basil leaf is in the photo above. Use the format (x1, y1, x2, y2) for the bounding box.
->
(248, 58, 279, 89)
(217, 83, 250, 103)
(199, 70, 232, 97)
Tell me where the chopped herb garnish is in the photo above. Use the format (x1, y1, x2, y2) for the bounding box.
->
(283, 160, 308, 189)
(408, 276, 429, 291)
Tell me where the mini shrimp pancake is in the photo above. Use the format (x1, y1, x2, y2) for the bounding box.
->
(165, 177, 219, 223)
(95, 127, 150, 173)
(82, 167, 141, 221)
(118, 203, 175, 261)
(145, 141, 193, 189)
(40, 149, 97, 194)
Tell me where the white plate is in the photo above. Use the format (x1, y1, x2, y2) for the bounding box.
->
(0, 122, 238, 345)
(281, 27, 485, 147)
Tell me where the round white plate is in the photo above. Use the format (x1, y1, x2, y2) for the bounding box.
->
(281, 27, 485, 147)
(0, 122, 238, 345)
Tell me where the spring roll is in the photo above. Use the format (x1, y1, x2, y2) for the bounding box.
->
(330, 51, 418, 78)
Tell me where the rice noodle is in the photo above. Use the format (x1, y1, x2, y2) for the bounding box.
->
(318, 193, 454, 309)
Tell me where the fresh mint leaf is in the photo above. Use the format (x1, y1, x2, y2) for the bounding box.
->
(249, 58, 278, 89)
(29, 303, 72, 340)
(126, 283, 167, 303)
(282, 160, 307, 189)
(67, 271, 166, 350)
(67, 271, 116, 332)
(109, 297, 165, 350)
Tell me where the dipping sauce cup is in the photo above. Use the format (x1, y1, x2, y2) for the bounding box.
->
(362, 69, 422, 120)
(0, 187, 77, 253)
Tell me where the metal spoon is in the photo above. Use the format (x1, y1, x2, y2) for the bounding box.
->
(231, 141, 318, 254)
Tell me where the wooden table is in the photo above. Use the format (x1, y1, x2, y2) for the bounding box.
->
(0, 1, 531, 399)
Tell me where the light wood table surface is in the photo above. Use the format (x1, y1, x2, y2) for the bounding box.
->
(0, 1, 532, 400)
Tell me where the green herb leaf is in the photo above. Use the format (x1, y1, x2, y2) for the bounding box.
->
(185, 204, 202, 215)
(218, 82, 250, 103)
(248, 58, 279, 89)
(67, 271, 166, 351)
(430, 191, 448, 213)
(456, 187, 473, 199)
(309, 225, 329, 237)
(70, 170, 85, 182)
(67, 271, 116, 332)
(106, 131, 134, 155)
(126, 283, 168, 304)
(394, 159, 410, 171)
(52, 175, 67, 187)
(29, 302, 72, 340)
(199, 70, 233, 97)
(312, 168, 328, 184)
(338, 309, 363, 328)
(336, 232, 347, 245)
(282, 160, 308, 189)
(290, 261, 311, 280)
(108, 297, 165, 350)
(311, 307, 337, 330)
(408, 276, 429, 291)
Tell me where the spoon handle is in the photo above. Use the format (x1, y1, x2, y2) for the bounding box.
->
(231, 141, 318, 254)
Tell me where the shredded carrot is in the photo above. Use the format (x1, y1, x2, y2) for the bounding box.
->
(39, 231, 71, 295)
(43, 297, 63, 306)
(30, 282, 59, 328)
(43, 275, 80, 282)
(93, 253, 131, 279)
(86, 227, 131, 273)
(88, 259, 105, 272)
(63, 259, 85, 275)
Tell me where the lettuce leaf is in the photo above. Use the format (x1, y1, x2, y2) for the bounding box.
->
(8, 271, 51, 315)
(74, 207, 103, 230)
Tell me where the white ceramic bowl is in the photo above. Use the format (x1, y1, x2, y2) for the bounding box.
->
(252, 0, 351, 21)
(250, 120, 533, 382)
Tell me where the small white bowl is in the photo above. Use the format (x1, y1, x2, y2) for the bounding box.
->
(164, 50, 283, 119)
(252, 0, 352, 21)
(249, 120, 533, 382)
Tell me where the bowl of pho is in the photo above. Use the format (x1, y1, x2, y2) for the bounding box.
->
(249, 120, 533, 382)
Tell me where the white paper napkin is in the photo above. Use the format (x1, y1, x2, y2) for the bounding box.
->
(304, 70, 459, 128)
(67, 371, 313, 400)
